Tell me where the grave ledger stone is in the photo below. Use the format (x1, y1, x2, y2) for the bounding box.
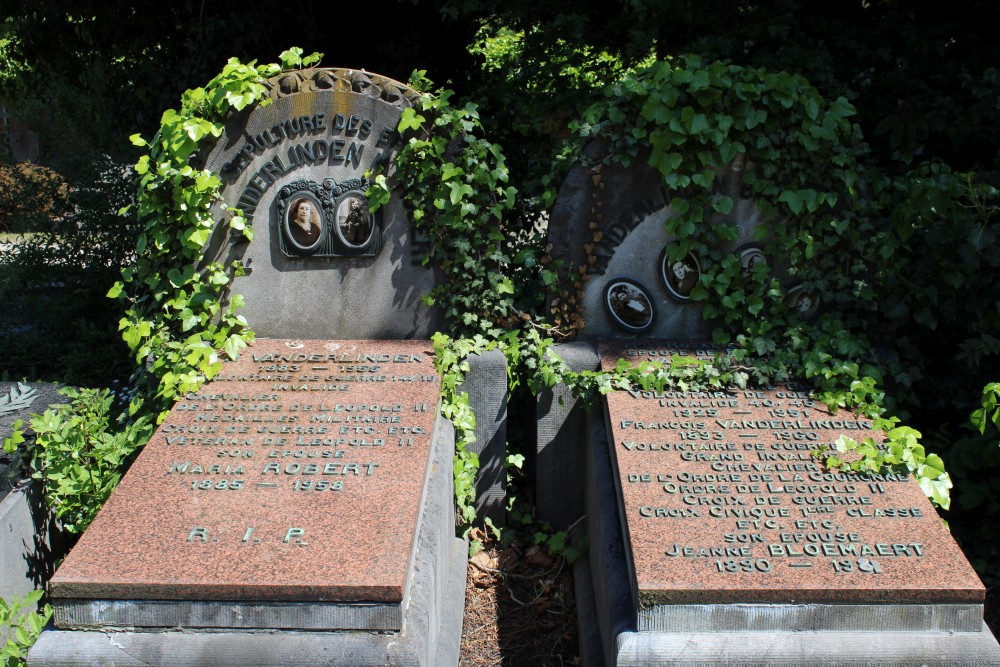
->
(29, 339, 466, 666)
(570, 340, 1000, 666)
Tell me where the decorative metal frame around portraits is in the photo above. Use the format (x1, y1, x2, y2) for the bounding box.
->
(276, 178, 382, 258)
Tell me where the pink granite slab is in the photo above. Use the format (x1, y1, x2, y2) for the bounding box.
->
(599, 340, 985, 605)
(50, 340, 441, 603)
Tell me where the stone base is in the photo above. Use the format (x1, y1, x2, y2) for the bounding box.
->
(574, 409, 1000, 667)
(536, 341, 600, 529)
(0, 478, 65, 605)
(459, 348, 508, 526)
(613, 624, 1000, 667)
(28, 416, 465, 667)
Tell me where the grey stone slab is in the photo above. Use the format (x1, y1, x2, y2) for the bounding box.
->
(53, 599, 401, 631)
(1, 383, 68, 645)
(614, 624, 1000, 667)
(458, 348, 508, 526)
(29, 629, 428, 667)
(28, 414, 466, 666)
(572, 553, 607, 667)
(0, 479, 65, 608)
(637, 602, 984, 633)
(536, 341, 599, 529)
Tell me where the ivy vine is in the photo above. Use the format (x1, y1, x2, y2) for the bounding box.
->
(540, 55, 952, 508)
(110, 48, 321, 426)
(368, 71, 517, 339)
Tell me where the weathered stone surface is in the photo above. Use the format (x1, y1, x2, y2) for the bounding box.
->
(536, 341, 600, 529)
(598, 340, 984, 607)
(546, 142, 771, 340)
(201, 69, 442, 339)
(29, 412, 466, 665)
(1, 382, 69, 614)
(458, 349, 508, 525)
(49, 339, 441, 619)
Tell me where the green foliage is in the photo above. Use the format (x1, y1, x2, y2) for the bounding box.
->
(0, 158, 138, 387)
(1, 419, 27, 486)
(29, 387, 152, 534)
(432, 332, 494, 544)
(2, 420, 24, 455)
(371, 72, 517, 339)
(505, 498, 582, 565)
(0, 590, 51, 667)
(0, 163, 69, 235)
(533, 55, 949, 508)
(465, 19, 652, 230)
(826, 428, 952, 510)
(972, 382, 1000, 445)
(110, 55, 310, 424)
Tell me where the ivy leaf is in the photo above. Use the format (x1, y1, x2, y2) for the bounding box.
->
(399, 108, 426, 132)
(778, 190, 804, 215)
(224, 335, 248, 360)
(804, 97, 820, 120)
(449, 182, 474, 205)
(441, 164, 464, 181)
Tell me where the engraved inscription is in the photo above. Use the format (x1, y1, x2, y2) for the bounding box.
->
(600, 340, 982, 605)
(157, 352, 435, 502)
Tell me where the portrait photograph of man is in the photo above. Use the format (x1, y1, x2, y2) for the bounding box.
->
(661, 249, 700, 302)
(335, 194, 373, 248)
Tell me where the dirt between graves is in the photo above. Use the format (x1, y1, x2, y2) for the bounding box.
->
(458, 530, 580, 667)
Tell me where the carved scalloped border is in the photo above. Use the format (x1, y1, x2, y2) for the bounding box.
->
(265, 68, 421, 110)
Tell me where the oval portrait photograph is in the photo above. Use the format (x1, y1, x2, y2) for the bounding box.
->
(604, 279, 655, 332)
(660, 249, 700, 302)
(784, 284, 820, 320)
(285, 194, 325, 253)
(738, 244, 767, 281)
(335, 192, 374, 248)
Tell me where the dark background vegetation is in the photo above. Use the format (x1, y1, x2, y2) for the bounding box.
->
(1, 0, 998, 595)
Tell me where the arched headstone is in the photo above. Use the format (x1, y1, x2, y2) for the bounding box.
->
(201, 68, 441, 339)
(29, 69, 482, 667)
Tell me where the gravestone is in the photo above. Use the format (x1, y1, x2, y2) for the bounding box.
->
(32, 340, 464, 666)
(537, 144, 1000, 664)
(548, 340, 1000, 665)
(28, 68, 506, 666)
(200, 67, 440, 339)
(584, 342, 999, 666)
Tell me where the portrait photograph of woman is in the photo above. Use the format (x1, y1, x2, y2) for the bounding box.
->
(286, 196, 324, 251)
